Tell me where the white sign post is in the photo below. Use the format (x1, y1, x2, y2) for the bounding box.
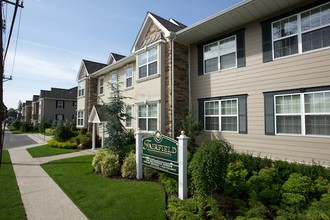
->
(135, 130, 188, 200)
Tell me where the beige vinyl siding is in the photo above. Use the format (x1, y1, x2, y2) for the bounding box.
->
(191, 21, 330, 166)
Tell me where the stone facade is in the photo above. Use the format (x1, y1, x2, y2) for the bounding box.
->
(87, 78, 98, 131)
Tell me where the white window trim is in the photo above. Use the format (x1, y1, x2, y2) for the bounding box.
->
(137, 102, 159, 131)
(78, 80, 85, 97)
(204, 98, 238, 133)
(274, 90, 330, 136)
(98, 77, 104, 95)
(111, 71, 118, 91)
(56, 100, 64, 109)
(271, 2, 330, 60)
(203, 35, 237, 74)
(125, 106, 133, 128)
(77, 110, 84, 127)
(125, 64, 133, 88)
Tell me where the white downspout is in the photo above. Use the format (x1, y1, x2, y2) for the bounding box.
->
(170, 32, 176, 138)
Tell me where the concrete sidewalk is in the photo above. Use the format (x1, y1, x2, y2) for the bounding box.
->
(8, 134, 97, 220)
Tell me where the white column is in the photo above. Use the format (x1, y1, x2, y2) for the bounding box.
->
(92, 123, 96, 150)
(135, 130, 143, 179)
(177, 131, 188, 200)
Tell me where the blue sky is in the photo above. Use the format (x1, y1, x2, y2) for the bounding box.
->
(3, 0, 241, 109)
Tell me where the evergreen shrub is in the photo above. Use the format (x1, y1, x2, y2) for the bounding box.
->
(121, 152, 136, 179)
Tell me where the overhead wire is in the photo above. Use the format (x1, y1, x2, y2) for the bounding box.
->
(3, 0, 19, 62)
(9, 3, 22, 78)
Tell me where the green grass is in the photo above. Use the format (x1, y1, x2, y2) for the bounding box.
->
(27, 144, 79, 158)
(42, 155, 166, 220)
(0, 150, 26, 220)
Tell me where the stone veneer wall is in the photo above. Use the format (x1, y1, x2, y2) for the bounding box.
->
(173, 42, 189, 136)
(87, 78, 97, 131)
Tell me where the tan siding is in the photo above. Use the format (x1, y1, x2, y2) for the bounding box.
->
(191, 21, 330, 166)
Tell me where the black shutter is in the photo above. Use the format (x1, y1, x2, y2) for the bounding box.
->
(62, 101, 65, 109)
(261, 21, 273, 63)
(238, 96, 247, 134)
(236, 29, 246, 68)
(264, 93, 275, 135)
(198, 99, 205, 128)
(197, 44, 204, 75)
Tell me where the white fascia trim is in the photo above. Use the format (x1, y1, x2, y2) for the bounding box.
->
(134, 39, 166, 55)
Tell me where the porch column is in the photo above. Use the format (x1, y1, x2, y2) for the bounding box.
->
(92, 123, 96, 150)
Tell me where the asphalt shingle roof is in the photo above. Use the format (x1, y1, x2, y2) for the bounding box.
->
(149, 12, 187, 32)
(40, 87, 77, 100)
(82, 59, 107, 74)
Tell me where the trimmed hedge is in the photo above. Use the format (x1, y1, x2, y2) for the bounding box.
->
(47, 139, 77, 149)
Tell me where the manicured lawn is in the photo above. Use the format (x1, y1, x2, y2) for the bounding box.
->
(27, 144, 79, 158)
(0, 150, 26, 220)
(42, 155, 166, 220)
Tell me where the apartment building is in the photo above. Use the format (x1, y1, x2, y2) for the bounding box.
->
(79, 0, 330, 165)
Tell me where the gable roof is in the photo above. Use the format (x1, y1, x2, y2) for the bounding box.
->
(131, 12, 186, 53)
(107, 52, 126, 65)
(88, 105, 107, 123)
(40, 87, 77, 100)
(83, 59, 107, 74)
(32, 95, 39, 102)
(175, 0, 305, 45)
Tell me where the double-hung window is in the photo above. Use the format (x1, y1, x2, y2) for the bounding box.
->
(56, 100, 64, 109)
(138, 103, 157, 131)
(56, 114, 64, 121)
(77, 110, 84, 127)
(78, 81, 85, 97)
(204, 99, 238, 132)
(265, 89, 330, 136)
(264, 2, 330, 61)
(199, 95, 247, 133)
(138, 47, 157, 79)
(111, 72, 117, 90)
(125, 106, 132, 127)
(204, 36, 237, 73)
(99, 78, 104, 95)
(126, 65, 133, 88)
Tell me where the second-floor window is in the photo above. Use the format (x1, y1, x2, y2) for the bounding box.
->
(138, 47, 157, 79)
(77, 110, 84, 126)
(204, 36, 237, 73)
(99, 78, 104, 95)
(111, 72, 117, 90)
(126, 65, 133, 88)
(56, 100, 64, 109)
(78, 81, 85, 97)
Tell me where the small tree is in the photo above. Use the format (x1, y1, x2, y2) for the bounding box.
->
(17, 100, 23, 121)
(103, 82, 132, 158)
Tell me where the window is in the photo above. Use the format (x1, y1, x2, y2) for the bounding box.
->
(111, 72, 117, 90)
(204, 99, 238, 132)
(56, 100, 64, 109)
(126, 65, 133, 88)
(199, 95, 247, 133)
(138, 103, 157, 131)
(73, 101, 77, 107)
(265, 89, 330, 136)
(78, 81, 85, 97)
(126, 106, 132, 127)
(204, 36, 237, 73)
(56, 114, 64, 121)
(77, 110, 84, 127)
(138, 47, 157, 79)
(263, 2, 330, 61)
(198, 29, 245, 75)
(99, 78, 104, 94)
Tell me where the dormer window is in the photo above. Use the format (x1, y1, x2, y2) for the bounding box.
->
(138, 47, 157, 79)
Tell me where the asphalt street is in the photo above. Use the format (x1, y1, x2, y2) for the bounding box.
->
(3, 129, 37, 149)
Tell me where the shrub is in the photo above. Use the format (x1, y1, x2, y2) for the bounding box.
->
(121, 152, 136, 179)
(12, 120, 22, 130)
(100, 153, 121, 177)
(158, 172, 178, 195)
(92, 149, 111, 173)
(53, 122, 75, 142)
(143, 167, 157, 180)
(20, 122, 34, 132)
(45, 128, 55, 135)
(47, 139, 77, 149)
(189, 139, 233, 195)
(306, 193, 330, 220)
(166, 195, 222, 220)
(39, 120, 52, 133)
(225, 160, 249, 197)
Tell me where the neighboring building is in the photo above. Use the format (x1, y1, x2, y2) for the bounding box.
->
(38, 87, 77, 123)
(79, 0, 330, 165)
(31, 95, 40, 125)
(175, 0, 330, 165)
(76, 59, 107, 130)
(22, 101, 32, 123)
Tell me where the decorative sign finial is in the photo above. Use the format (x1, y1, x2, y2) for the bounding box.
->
(181, 131, 185, 135)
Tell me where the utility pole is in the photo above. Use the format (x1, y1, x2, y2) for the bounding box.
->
(0, 0, 23, 167)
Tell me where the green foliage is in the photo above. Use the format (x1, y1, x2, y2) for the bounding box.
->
(158, 172, 178, 195)
(20, 122, 34, 132)
(100, 153, 121, 177)
(92, 149, 110, 173)
(180, 104, 203, 153)
(189, 139, 233, 195)
(47, 139, 77, 149)
(121, 152, 136, 179)
(306, 193, 330, 220)
(166, 195, 222, 220)
(75, 132, 101, 149)
(53, 122, 75, 142)
(38, 120, 52, 133)
(143, 166, 157, 180)
(44, 128, 55, 135)
(11, 120, 22, 130)
(225, 160, 248, 197)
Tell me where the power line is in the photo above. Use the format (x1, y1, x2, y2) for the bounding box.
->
(9, 1, 22, 78)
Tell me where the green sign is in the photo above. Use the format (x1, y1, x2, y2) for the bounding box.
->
(142, 131, 178, 175)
